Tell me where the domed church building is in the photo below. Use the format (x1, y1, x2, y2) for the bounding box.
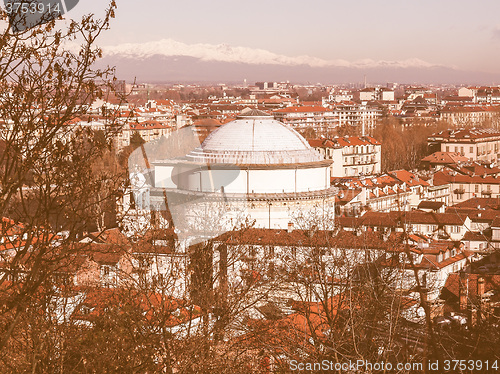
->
(152, 110, 337, 230)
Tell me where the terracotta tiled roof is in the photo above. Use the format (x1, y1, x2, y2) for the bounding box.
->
(416, 250, 473, 270)
(429, 128, 500, 141)
(216, 228, 406, 251)
(71, 242, 129, 265)
(307, 138, 335, 148)
(400, 211, 465, 226)
(353, 211, 466, 227)
(358, 211, 399, 227)
(417, 201, 444, 210)
(335, 189, 362, 205)
(1, 217, 24, 237)
(87, 228, 130, 246)
(129, 120, 173, 131)
(450, 162, 500, 177)
(273, 106, 328, 113)
(462, 231, 490, 242)
(389, 170, 430, 186)
(72, 288, 202, 326)
(433, 169, 500, 185)
(440, 106, 496, 113)
(491, 216, 500, 228)
(421, 152, 468, 165)
(335, 136, 381, 147)
(132, 228, 177, 254)
(445, 207, 499, 223)
(442, 273, 500, 300)
(450, 197, 500, 210)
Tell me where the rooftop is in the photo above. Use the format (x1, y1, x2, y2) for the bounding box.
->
(429, 128, 500, 142)
(186, 111, 323, 165)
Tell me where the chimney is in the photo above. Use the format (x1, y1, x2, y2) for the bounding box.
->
(361, 187, 367, 206)
(459, 271, 468, 312)
(287, 222, 294, 233)
(382, 228, 391, 241)
(477, 276, 485, 298)
(420, 286, 429, 305)
(477, 276, 486, 323)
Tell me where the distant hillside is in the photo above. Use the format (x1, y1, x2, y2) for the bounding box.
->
(95, 39, 499, 84)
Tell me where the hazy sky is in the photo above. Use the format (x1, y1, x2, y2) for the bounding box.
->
(68, 0, 500, 74)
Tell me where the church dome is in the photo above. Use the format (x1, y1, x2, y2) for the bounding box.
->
(186, 110, 323, 165)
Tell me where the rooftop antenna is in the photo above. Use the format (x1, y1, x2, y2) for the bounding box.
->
(364, 75, 367, 89)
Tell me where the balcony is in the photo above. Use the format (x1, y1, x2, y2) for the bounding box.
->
(342, 148, 378, 156)
(343, 157, 377, 166)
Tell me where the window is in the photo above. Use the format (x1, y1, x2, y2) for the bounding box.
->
(265, 246, 275, 257)
(249, 246, 257, 258)
(446, 146, 450, 152)
(81, 305, 93, 315)
(101, 265, 115, 287)
(470, 146, 474, 154)
(460, 146, 464, 155)
(475, 185, 479, 193)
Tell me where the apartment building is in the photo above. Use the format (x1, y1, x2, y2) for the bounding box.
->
(119, 120, 174, 148)
(273, 104, 382, 135)
(358, 87, 395, 102)
(333, 170, 432, 215)
(428, 128, 500, 163)
(438, 106, 499, 127)
(273, 105, 337, 133)
(334, 103, 382, 134)
(309, 136, 381, 177)
(433, 168, 500, 204)
(458, 86, 500, 104)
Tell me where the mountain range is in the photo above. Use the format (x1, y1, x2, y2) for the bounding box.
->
(95, 39, 499, 85)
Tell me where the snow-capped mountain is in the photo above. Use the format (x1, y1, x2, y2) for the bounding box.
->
(102, 38, 438, 69)
(95, 39, 498, 84)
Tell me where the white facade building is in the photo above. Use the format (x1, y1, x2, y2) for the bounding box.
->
(152, 110, 337, 231)
(428, 128, 500, 164)
(358, 87, 395, 102)
(309, 136, 382, 178)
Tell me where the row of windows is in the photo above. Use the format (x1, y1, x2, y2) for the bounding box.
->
(456, 184, 496, 193)
(411, 224, 461, 234)
(343, 145, 377, 155)
(445, 145, 474, 154)
(445, 143, 500, 155)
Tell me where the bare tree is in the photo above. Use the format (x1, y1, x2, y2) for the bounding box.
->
(0, 2, 124, 370)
